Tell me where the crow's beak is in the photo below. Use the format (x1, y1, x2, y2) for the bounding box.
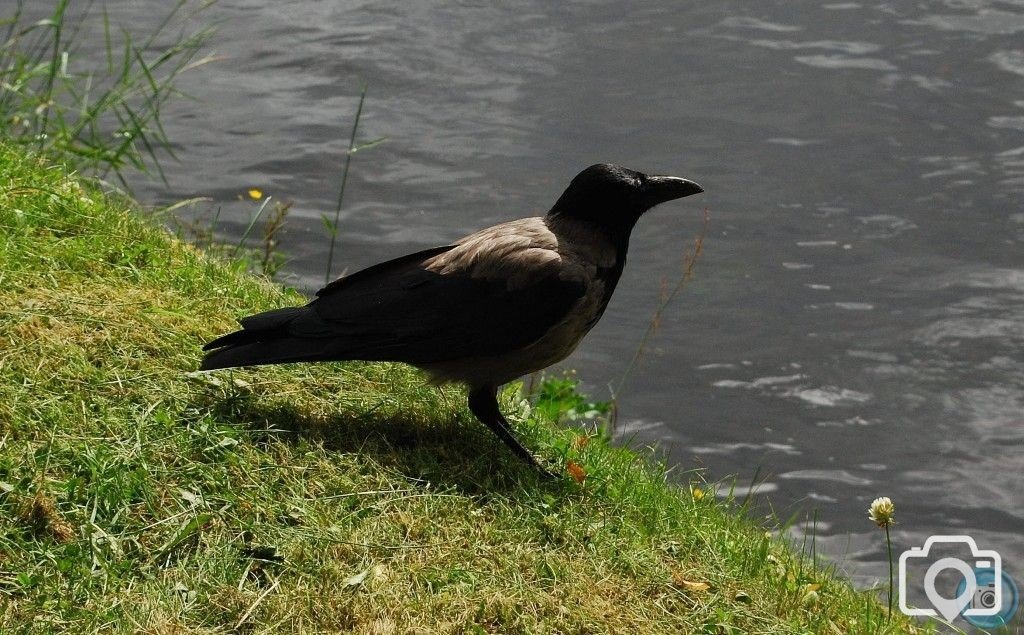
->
(644, 175, 704, 207)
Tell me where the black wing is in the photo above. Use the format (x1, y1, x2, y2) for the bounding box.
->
(293, 243, 586, 363)
(201, 238, 587, 369)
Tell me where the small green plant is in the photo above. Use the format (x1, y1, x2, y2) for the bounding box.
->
(0, 0, 215, 187)
(259, 198, 291, 278)
(530, 372, 611, 427)
(171, 190, 292, 279)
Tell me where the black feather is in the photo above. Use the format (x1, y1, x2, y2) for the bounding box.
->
(201, 306, 306, 351)
(199, 241, 585, 369)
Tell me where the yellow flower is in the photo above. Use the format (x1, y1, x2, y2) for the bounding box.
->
(691, 487, 705, 501)
(247, 188, 263, 200)
(868, 496, 895, 528)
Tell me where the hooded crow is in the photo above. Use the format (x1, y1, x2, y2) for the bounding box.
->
(201, 163, 703, 475)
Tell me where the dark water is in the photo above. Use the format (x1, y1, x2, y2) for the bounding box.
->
(21, 0, 1024, 606)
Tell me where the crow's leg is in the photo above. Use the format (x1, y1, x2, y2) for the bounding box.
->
(467, 385, 555, 478)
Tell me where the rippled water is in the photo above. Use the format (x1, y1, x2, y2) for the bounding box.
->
(17, 0, 1024, 595)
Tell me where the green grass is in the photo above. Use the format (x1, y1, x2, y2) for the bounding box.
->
(0, 0, 214, 187)
(0, 144, 929, 633)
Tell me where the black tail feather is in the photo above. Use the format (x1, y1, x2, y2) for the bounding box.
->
(202, 306, 308, 351)
(201, 305, 319, 369)
(238, 306, 308, 331)
(200, 336, 334, 370)
(201, 329, 255, 351)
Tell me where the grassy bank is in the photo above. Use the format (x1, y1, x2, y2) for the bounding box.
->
(0, 145, 924, 633)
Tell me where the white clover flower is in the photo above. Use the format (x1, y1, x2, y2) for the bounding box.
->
(868, 496, 895, 528)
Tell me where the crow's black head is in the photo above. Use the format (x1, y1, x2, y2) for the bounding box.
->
(548, 163, 702, 232)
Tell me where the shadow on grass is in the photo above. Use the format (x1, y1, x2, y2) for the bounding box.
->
(205, 390, 563, 495)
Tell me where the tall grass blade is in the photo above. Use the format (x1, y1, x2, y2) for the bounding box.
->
(612, 208, 710, 404)
(37, 0, 71, 147)
(233, 196, 273, 257)
(0, 1, 213, 187)
(325, 85, 367, 286)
